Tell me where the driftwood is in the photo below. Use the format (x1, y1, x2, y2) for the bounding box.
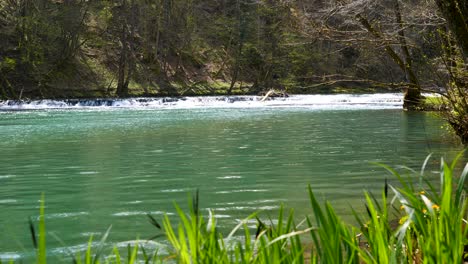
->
(259, 89, 289, 101)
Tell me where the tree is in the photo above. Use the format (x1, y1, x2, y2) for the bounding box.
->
(435, 0, 468, 61)
(312, 0, 426, 109)
(434, 0, 468, 144)
(0, 0, 90, 99)
(114, 0, 136, 97)
(227, 0, 247, 95)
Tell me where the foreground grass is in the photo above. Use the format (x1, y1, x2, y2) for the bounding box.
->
(2, 154, 467, 263)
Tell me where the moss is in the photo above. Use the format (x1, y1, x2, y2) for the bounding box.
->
(419, 96, 447, 111)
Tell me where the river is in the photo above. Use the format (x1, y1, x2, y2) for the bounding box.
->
(0, 94, 463, 260)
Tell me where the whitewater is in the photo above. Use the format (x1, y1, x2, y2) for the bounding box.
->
(0, 93, 409, 110)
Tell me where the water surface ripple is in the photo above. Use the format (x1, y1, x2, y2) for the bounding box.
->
(0, 94, 462, 260)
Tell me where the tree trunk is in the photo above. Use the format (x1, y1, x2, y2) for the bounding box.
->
(356, 13, 422, 110)
(435, 0, 468, 145)
(393, 0, 422, 110)
(228, 0, 244, 95)
(449, 118, 468, 145)
(116, 22, 128, 97)
(116, 0, 133, 97)
(434, 0, 468, 61)
(123, 0, 137, 92)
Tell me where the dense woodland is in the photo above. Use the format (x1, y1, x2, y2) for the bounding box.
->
(0, 0, 466, 141)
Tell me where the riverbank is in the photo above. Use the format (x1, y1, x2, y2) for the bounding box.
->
(419, 96, 449, 111)
(4, 80, 401, 101)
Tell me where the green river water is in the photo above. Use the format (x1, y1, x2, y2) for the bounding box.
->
(0, 104, 464, 259)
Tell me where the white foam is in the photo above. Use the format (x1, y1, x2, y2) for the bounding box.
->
(80, 232, 102, 237)
(123, 200, 143, 204)
(215, 205, 279, 211)
(160, 188, 190, 193)
(112, 211, 171, 217)
(215, 189, 268, 194)
(0, 199, 17, 204)
(45, 212, 89, 219)
(0, 252, 22, 260)
(50, 242, 99, 255)
(0, 93, 409, 110)
(210, 214, 230, 219)
(114, 240, 168, 255)
(78, 171, 99, 175)
(115, 239, 164, 246)
(216, 176, 243, 179)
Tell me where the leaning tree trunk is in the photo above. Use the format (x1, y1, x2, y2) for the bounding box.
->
(448, 117, 468, 145)
(356, 13, 422, 110)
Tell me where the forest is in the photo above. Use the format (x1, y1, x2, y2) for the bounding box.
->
(0, 0, 466, 142)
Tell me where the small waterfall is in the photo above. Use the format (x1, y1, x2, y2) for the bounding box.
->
(0, 93, 407, 110)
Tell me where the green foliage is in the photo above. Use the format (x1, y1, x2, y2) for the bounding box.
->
(388, 153, 468, 263)
(304, 186, 356, 263)
(37, 194, 46, 264)
(0, 58, 16, 72)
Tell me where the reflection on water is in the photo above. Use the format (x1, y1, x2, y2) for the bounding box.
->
(0, 105, 463, 260)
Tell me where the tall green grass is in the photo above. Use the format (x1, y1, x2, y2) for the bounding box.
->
(1, 154, 466, 263)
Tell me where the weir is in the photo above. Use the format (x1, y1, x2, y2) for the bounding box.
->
(0, 93, 405, 110)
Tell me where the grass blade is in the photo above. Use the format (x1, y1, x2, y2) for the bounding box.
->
(37, 193, 46, 264)
(91, 225, 112, 264)
(147, 213, 162, 230)
(455, 161, 468, 206)
(29, 217, 37, 249)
